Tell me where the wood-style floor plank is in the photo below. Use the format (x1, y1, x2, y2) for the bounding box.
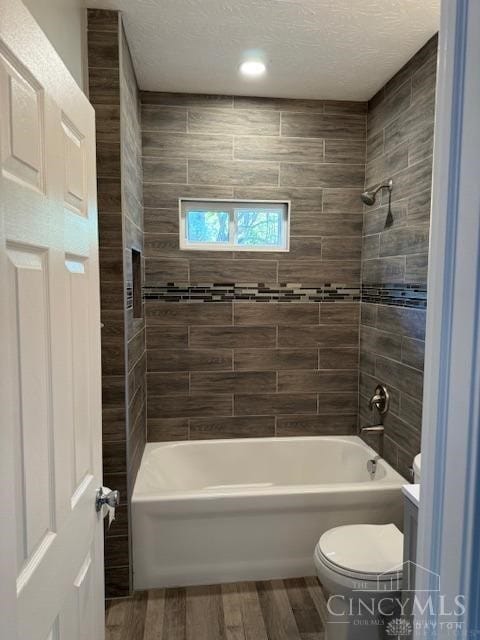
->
(106, 576, 324, 640)
(256, 579, 303, 640)
(222, 582, 247, 640)
(163, 588, 186, 640)
(143, 589, 166, 640)
(283, 578, 324, 640)
(186, 584, 226, 640)
(237, 582, 269, 640)
(304, 577, 328, 627)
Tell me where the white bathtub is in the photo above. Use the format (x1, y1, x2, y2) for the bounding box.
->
(132, 435, 405, 590)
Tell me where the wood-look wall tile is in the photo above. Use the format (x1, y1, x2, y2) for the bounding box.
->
(362, 257, 405, 284)
(280, 163, 364, 188)
(375, 355, 423, 399)
(360, 303, 377, 327)
(360, 325, 402, 360)
(276, 414, 357, 436)
(97, 142, 121, 178)
(367, 131, 384, 163)
(146, 301, 232, 325)
(383, 411, 421, 455)
(379, 225, 429, 257)
(401, 337, 425, 370)
(147, 325, 189, 349)
(317, 392, 358, 414)
(406, 253, 428, 283)
(324, 100, 367, 115)
(190, 326, 276, 349)
(190, 371, 276, 394)
(321, 236, 362, 260)
(144, 209, 179, 234)
(278, 260, 360, 284)
(142, 131, 233, 159)
(367, 80, 412, 135)
(143, 158, 187, 183)
(87, 9, 119, 31)
(365, 141, 409, 188)
(277, 370, 358, 392)
(319, 347, 358, 369)
(189, 259, 277, 282)
(376, 305, 426, 340)
(190, 416, 275, 439)
(278, 325, 358, 347)
(399, 394, 423, 430)
(324, 139, 365, 164)
(361, 235, 380, 260)
(320, 303, 360, 324)
(188, 108, 280, 135)
(95, 105, 121, 142)
(141, 105, 188, 132)
(234, 303, 318, 325)
(233, 186, 323, 211)
(234, 136, 324, 163)
(147, 418, 189, 441)
(188, 159, 279, 187)
(384, 95, 436, 155)
(234, 394, 317, 416)
(148, 395, 233, 418)
(87, 30, 119, 68)
(290, 213, 362, 237)
(281, 113, 365, 139)
(141, 91, 233, 108)
(88, 67, 120, 105)
(412, 56, 437, 103)
(147, 372, 189, 395)
(234, 349, 318, 371)
(363, 202, 408, 235)
(144, 184, 234, 209)
(322, 188, 363, 213)
(144, 258, 189, 284)
(145, 232, 233, 260)
(147, 349, 232, 372)
(233, 96, 324, 111)
(385, 34, 438, 97)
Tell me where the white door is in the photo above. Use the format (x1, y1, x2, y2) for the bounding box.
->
(0, 2, 105, 640)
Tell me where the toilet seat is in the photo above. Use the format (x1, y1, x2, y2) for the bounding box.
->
(315, 523, 403, 582)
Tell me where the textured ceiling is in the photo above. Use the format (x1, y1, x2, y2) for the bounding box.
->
(88, 0, 440, 100)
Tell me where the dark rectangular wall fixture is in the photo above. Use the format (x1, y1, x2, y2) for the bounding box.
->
(132, 249, 143, 319)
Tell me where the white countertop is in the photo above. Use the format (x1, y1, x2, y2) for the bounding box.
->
(402, 483, 420, 508)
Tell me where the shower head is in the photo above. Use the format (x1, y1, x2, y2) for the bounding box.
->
(361, 179, 393, 206)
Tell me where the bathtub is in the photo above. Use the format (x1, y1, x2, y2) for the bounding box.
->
(132, 435, 405, 589)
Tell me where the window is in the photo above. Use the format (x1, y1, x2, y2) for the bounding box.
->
(179, 199, 290, 251)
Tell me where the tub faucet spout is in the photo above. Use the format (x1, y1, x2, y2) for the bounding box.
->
(360, 425, 384, 458)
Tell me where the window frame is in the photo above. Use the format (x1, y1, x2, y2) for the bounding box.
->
(178, 198, 291, 252)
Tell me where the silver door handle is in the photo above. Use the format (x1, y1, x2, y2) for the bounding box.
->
(95, 487, 120, 512)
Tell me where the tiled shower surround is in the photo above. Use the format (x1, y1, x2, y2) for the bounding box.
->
(87, 9, 146, 597)
(89, 10, 437, 595)
(359, 35, 437, 478)
(142, 91, 366, 443)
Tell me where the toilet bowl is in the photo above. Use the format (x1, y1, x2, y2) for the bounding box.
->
(314, 523, 404, 640)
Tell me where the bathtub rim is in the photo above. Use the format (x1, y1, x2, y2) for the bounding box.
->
(132, 435, 407, 503)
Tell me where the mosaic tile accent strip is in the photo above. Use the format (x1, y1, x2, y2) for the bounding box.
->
(361, 283, 427, 308)
(143, 283, 361, 303)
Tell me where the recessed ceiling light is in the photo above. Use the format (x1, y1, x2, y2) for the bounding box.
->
(239, 60, 266, 77)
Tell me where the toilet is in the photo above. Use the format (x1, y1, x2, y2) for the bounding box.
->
(314, 523, 404, 640)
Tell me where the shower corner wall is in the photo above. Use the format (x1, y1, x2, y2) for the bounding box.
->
(87, 8, 146, 597)
(359, 34, 438, 478)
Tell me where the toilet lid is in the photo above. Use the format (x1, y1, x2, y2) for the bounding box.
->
(318, 524, 403, 578)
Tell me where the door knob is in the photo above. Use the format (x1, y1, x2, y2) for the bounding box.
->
(95, 486, 120, 512)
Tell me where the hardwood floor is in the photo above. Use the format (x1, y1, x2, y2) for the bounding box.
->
(105, 577, 328, 640)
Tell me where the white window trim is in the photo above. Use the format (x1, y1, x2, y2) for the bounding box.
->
(178, 198, 291, 252)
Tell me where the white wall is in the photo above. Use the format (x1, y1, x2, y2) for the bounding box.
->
(22, 0, 86, 90)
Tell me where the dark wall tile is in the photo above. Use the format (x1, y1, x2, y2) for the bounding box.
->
(148, 394, 233, 418)
(234, 348, 317, 371)
(188, 159, 279, 187)
(147, 418, 189, 441)
(188, 108, 280, 135)
(277, 370, 358, 392)
(276, 414, 357, 436)
(190, 416, 275, 439)
(146, 301, 232, 325)
(234, 135, 324, 162)
(234, 303, 318, 325)
(189, 259, 277, 282)
(190, 371, 276, 394)
(281, 113, 365, 139)
(280, 163, 364, 188)
(190, 326, 276, 349)
(234, 394, 317, 416)
(147, 349, 232, 372)
(278, 325, 358, 348)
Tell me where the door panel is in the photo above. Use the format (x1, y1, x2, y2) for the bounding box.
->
(0, 2, 104, 639)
